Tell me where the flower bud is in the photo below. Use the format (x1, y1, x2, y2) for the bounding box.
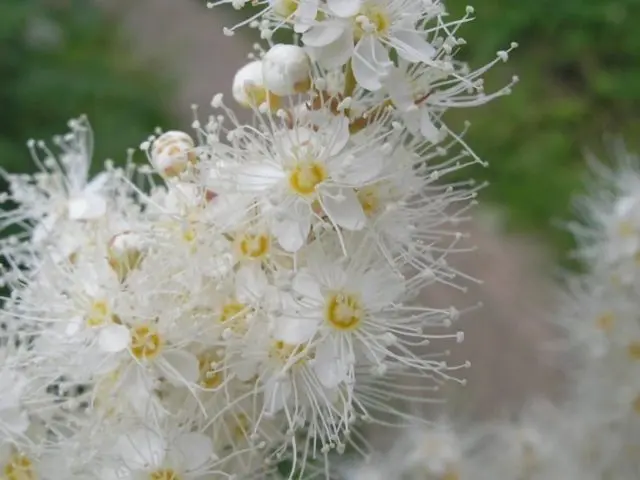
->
(150, 130, 197, 178)
(232, 61, 281, 109)
(107, 232, 144, 283)
(262, 44, 312, 96)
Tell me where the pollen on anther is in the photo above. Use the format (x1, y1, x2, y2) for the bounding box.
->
(325, 292, 363, 331)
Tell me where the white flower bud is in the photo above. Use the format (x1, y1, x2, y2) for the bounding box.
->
(150, 130, 197, 177)
(262, 44, 311, 96)
(107, 232, 145, 283)
(232, 61, 281, 109)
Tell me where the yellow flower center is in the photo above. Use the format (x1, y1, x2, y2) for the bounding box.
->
(325, 292, 363, 331)
(218, 301, 251, 336)
(442, 469, 460, 480)
(182, 227, 197, 243)
(149, 470, 182, 480)
(238, 232, 271, 259)
(288, 161, 327, 196)
(130, 324, 163, 360)
(595, 312, 615, 332)
(354, 6, 390, 40)
(628, 341, 640, 360)
(356, 186, 380, 217)
(618, 220, 636, 237)
(272, 0, 298, 18)
(521, 442, 539, 474)
(270, 340, 310, 365)
(3, 454, 35, 480)
(243, 85, 281, 110)
(220, 302, 248, 324)
(87, 300, 109, 327)
(232, 413, 252, 441)
(107, 237, 143, 283)
(86, 300, 122, 328)
(198, 352, 224, 389)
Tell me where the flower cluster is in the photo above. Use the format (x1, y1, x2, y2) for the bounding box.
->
(0, 1, 514, 478)
(341, 145, 640, 480)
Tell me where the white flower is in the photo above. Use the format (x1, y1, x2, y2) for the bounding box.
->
(149, 130, 198, 178)
(1, 116, 109, 246)
(0, 0, 518, 473)
(0, 446, 40, 480)
(110, 318, 200, 387)
(301, 0, 441, 90)
(0, 369, 30, 437)
(273, 244, 413, 384)
(214, 114, 385, 252)
(262, 44, 312, 96)
(232, 60, 281, 109)
(110, 429, 214, 479)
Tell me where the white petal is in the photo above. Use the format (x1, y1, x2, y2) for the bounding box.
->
(353, 36, 390, 91)
(97, 469, 128, 480)
(308, 257, 347, 288)
(326, 116, 350, 156)
(383, 68, 414, 110)
(615, 195, 639, 219)
(98, 324, 131, 353)
(321, 188, 366, 231)
(31, 215, 57, 244)
(313, 341, 346, 388)
(360, 270, 404, 307)
(231, 357, 260, 382)
(302, 23, 345, 47)
(161, 350, 200, 385)
(339, 154, 383, 185)
(272, 205, 311, 253)
(115, 429, 166, 470)
(235, 164, 285, 192)
(85, 171, 110, 193)
(171, 433, 213, 471)
(209, 193, 252, 228)
(235, 264, 268, 303)
(293, 271, 323, 301)
(277, 128, 314, 158)
(274, 315, 319, 344)
(393, 31, 436, 63)
(308, 29, 354, 69)
(67, 193, 107, 220)
(293, 0, 318, 33)
(327, 0, 361, 17)
(419, 109, 442, 143)
(65, 317, 82, 336)
(264, 378, 292, 414)
(0, 373, 22, 408)
(125, 381, 164, 419)
(1, 408, 29, 434)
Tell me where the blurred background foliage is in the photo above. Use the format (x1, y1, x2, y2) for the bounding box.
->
(445, 0, 640, 256)
(1, 0, 639, 259)
(0, 0, 173, 175)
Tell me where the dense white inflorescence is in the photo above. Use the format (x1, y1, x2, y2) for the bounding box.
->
(0, 1, 516, 478)
(341, 145, 640, 480)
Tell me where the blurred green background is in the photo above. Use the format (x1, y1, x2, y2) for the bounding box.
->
(1, 0, 639, 259)
(446, 0, 640, 256)
(0, 0, 172, 174)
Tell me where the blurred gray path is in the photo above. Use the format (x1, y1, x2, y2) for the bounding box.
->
(97, 0, 563, 419)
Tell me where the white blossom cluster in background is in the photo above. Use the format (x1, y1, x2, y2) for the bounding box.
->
(0, 1, 515, 478)
(343, 145, 640, 480)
